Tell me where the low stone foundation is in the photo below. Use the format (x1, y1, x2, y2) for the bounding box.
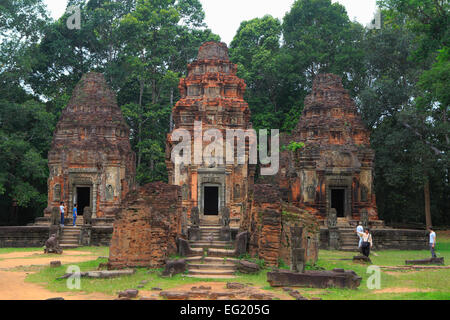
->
(405, 257, 444, 265)
(0, 226, 49, 247)
(320, 228, 428, 250)
(267, 269, 362, 289)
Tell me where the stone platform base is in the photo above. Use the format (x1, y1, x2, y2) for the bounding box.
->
(267, 269, 362, 289)
(0, 225, 113, 248)
(405, 257, 444, 265)
(320, 228, 428, 250)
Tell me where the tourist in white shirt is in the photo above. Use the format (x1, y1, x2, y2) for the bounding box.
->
(356, 222, 364, 251)
(357, 228, 373, 257)
(59, 201, 66, 226)
(429, 227, 437, 258)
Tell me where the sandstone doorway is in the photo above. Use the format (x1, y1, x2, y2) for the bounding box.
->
(331, 188, 345, 217)
(204, 186, 219, 215)
(76, 187, 90, 215)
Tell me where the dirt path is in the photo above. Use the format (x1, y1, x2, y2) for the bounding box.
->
(0, 250, 114, 300)
(0, 252, 99, 269)
(0, 270, 114, 300)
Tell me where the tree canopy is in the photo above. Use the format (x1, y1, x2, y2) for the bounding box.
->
(0, 0, 448, 226)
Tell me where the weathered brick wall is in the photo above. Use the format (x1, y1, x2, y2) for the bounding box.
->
(108, 182, 181, 269)
(279, 205, 320, 265)
(0, 226, 49, 247)
(246, 184, 282, 267)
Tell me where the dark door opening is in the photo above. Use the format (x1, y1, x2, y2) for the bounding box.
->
(76, 187, 90, 216)
(331, 189, 345, 217)
(204, 186, 219, 215)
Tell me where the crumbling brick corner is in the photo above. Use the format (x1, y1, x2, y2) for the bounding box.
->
(108, 182, 182, 269)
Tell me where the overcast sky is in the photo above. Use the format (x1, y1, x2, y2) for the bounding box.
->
(43, 0, 378, 45)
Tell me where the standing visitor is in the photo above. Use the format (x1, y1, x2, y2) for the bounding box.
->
(356, 221, 364, 252)
(429, 227, 437, 258)
(358, 228, 373, 257)
(73, 204, 78, 226)
(59, 201, 65, 226)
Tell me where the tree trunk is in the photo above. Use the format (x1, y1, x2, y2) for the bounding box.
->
(169, 87, 174, 131)
(137, 79, 144, 168)
(424, 176, 432, 228)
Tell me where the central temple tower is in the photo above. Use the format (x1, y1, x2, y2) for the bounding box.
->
(166, 42, 254, 225)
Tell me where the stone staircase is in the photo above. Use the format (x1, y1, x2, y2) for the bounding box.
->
(335, 218, 360, 252)
(187, 220, 237, 278)
(59, 216, 84, 249)
(339, 228, 360, 252)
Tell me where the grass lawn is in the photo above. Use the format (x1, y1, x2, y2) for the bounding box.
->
(23, 234, 450, 300)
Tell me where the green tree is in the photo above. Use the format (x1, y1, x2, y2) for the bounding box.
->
(230, 15, 284, 130)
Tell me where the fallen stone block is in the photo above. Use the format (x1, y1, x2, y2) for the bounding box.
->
(191, 286, 211, 291)
(289, 290, 308, 300)
(237, 260, 260, 274)
(151, 287, 163, 291)
(209, 292, 236, 300)
(267, 269, 362, 289)
(118, 289, 139, 299)
(161, 259, 186, 277)
(187, 291, 210, 299)
(353, 256, 372, 264)
(57, 269, 135, 280)
(46, 297, 64, 300)
(226, 282, 246, 290)
(50, 261, 61, 268)
(159, 291, 189, 300)
(405, 257, 444, 265)
(249, 293, 273, 300)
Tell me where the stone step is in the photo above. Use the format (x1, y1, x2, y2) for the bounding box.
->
(340, 246, 360, 252)
(63, 229, 81, 234)
(60, 244, 79, 248)
(60, 239, 79, 243)
(199, 226, 221, 230)
(207, 248, 236, 258)
(187, 263, 236, 271)
(185, 274, 236, 279)
(190, 241, 233, 249)
(62, 234, 80, 239)
(185, 256, 239, 264)
(187, 269, 236, 277)
(199, 235, 222, 239)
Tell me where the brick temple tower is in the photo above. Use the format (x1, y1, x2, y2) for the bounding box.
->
(280, 73, 378, 221)
(47, 72, 136, 219)
(166, 42, 254, 225)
